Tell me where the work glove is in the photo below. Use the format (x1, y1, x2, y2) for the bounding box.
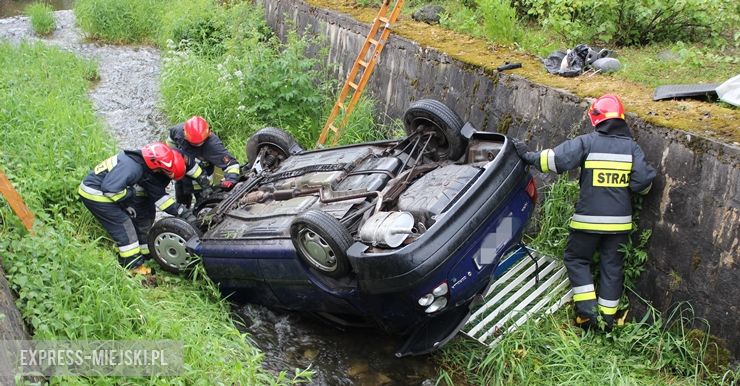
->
(219, 180, 235, 191)
(124, 207, 137, 218)
(179, 208, 198, 223)
(196, 175, 213, 199)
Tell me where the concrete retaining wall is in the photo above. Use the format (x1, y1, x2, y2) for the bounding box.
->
(261, 0, 740, 355)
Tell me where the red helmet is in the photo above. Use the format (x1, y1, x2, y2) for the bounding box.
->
(588, 94, 625, 127)
(183, 116, 210, 146)
(141, 142, 186, 181)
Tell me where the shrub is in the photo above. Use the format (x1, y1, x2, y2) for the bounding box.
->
(158, 0, 229, 57)
(26, 2, 56, 36)
(74, 0, 162, 43)
(512, 0, 738, 46)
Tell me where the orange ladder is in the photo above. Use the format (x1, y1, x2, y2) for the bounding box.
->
(0, 167, 35, 233)
(317, 0, 405, 147)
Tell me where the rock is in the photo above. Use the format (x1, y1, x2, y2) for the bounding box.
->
(412, 5, 445, 25)
(591, 57, 621, 73)
(302, 349, 317, 360)
(347, 361, 369, 376)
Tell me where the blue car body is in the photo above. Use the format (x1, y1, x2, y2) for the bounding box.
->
(188, 130, 536, 356)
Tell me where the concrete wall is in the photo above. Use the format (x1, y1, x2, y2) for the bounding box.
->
(260, 0, 740, 355)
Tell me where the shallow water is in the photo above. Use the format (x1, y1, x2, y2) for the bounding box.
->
(0, 0, 74, 17)
(0, 10, 443, 384)
(235, 305, 438, 385)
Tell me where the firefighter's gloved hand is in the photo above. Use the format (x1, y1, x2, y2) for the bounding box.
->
(124, 207, 137, 218)
(179, 208, 198, 223)
(219, 180, 235, 191)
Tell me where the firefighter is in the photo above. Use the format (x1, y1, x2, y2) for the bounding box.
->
(167, 116, 241, 208)
(513, 94, 656, 330)
(78, 142, 209, 274)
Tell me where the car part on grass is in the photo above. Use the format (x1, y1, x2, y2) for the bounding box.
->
(463, 246, 572, 347)
(716, 74, 740, 107)
(246, 127, 302, 172)
(496, 62, 521, 72)
(148, 217, 202, 274)
(359, 211, 415, 248)
(652, 83, 720, 101)
(403, 99, 467, 161)
(291, 210, 354, 278)
(544, 44, 616, 77)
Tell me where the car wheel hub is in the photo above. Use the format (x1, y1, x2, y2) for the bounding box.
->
(298, 229, 336, 272)
(154, 232, 194, 269)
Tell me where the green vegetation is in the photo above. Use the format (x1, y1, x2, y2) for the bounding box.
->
(74, 0, 162, 44)
(436, 177, 738, 385)
(25, 2, 56, 36)
(358, 0, 739, 88)
(0, 42, 309, 384)
(159, 2, 389, 156)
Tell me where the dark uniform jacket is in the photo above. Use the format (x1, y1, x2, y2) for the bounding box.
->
(524, 120, 656, 233)
(168, 123, 241, 183)
(78, 150, 202, 216)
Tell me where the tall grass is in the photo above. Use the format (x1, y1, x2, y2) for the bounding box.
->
(74, 0, 162, 44)
(0, 41, 309, 384)
(26, 2, 56, 36)
(439, 302, 738, 385)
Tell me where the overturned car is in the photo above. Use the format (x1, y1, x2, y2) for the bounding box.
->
(148, 100, 537, 356)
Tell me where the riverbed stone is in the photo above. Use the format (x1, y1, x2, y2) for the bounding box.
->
(260, 0, 740, 358)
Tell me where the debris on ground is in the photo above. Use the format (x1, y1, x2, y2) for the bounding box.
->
(412, 5, 445, 25)
(716, 74, 740, 107)
(543, 44, 619, 77)
(652, 83, 720, 101)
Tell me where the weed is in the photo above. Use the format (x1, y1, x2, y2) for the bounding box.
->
(0, 41, 308, 384)
(527, 175, 579, 258)
(74, 0, 162, 44)
(26, 2, 56, 36)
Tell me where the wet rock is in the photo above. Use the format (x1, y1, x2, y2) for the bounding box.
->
(347, 361, 369, 376)
(375, 372, 392, 384)
(412, 5, 445, 25)
(302, 348, 317, 360)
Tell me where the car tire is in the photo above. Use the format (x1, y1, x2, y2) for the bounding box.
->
(290, 210, 353, 278)
(246, 127, 302, 172)
(148, 217, 202, 274)
(403, 99, 467, 161)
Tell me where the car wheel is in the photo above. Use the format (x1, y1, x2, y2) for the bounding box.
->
(290, 210, 353, 278)
(246, 127, 302, 172)
(148, 217, 202, 274)
(403, 99, 467, 161)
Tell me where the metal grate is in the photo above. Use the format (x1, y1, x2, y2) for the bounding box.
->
(464, 247, 573, 347)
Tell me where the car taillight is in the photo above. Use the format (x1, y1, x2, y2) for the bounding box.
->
(525, 177, 537, 203)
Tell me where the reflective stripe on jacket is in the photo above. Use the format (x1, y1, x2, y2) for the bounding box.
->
(527, 120, 656, 234)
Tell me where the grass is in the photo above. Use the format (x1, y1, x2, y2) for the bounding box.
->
(434, 177, 738, 385)
(0, 41, 309, 384)
(25, 2, 56, 36)
(74, 0, 162, 44)
(438, 303, 739, 385)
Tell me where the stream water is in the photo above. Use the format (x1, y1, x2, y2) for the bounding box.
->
(0, 10, 442, 385)
(0, 0, 74, 17)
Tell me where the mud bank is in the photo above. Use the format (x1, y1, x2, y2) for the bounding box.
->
(261, 0, 740, 356)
